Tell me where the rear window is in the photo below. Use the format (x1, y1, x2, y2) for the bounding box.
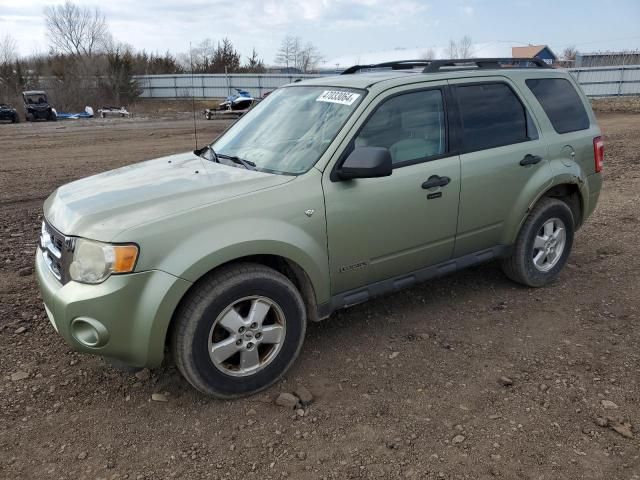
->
(525, 78, 590, 134)
(455, 82, 531, 152)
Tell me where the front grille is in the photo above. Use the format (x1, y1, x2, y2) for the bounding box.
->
(39, 220, 74, 284)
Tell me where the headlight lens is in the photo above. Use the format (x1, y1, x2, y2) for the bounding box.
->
(69, 239, 138, 284)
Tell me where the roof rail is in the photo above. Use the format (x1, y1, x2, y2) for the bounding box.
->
(422, 57, 551, 72)
(341, 60, 431, 75)
(340, 57, 551, 75)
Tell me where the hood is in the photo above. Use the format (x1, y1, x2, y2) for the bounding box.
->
(44, 151, 294, 240)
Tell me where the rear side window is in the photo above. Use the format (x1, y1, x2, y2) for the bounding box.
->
(526, 78, 590, 134)
(455, 83, 531, 152)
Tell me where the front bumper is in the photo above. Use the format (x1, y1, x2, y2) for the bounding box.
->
(35, 250, 191, 367)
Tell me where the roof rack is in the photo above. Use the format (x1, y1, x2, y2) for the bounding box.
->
(422, 57, 551, 72)
(341, 57, 551, 75)
(341, 60, 431, 75)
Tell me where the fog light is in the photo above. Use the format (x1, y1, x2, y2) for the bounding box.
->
(71, 317, 109, 348)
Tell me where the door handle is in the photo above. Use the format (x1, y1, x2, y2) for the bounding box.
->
(520, 154, 543, 166)
(422, 175, 451, 189)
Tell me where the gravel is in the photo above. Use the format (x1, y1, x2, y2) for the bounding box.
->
(1, 111, 639, 479)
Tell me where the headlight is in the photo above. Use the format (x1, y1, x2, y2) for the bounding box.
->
(69, 238, 139, 284)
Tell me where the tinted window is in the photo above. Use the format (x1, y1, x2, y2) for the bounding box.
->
(526, 78, 590, 134)
(456, 83, 530, 152)
(355, 90, 446, 165)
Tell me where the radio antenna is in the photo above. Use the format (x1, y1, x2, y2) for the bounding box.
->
(189, 42, 199, 150)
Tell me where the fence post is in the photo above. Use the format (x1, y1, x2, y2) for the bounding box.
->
(174, 76, 178, 99)
(617, 67, 625, 97)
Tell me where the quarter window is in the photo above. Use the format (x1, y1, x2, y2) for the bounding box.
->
(526, 78, 590, 134)
(354, 90, 446, 165)
(456, 83, 532, 152)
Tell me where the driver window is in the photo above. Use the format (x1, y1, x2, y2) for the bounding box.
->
(355, 89, 446, 165)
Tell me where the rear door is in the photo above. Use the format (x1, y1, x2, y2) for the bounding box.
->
(448, 77, 552, 256)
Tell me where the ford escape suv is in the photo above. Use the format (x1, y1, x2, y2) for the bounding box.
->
(36, 58, 603, 398)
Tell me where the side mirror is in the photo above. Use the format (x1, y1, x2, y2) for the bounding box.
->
(337, 147, 392, 180)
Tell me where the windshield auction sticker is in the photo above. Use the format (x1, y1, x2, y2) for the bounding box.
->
(316, 90, 361, 106)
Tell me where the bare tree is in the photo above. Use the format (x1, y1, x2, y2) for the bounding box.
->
(420, 48, 436, 60)
(0, 33, 18, 65)
(275, 36, 299, 70)
(561, 46, 578, 62)
(44, 1, 109, 56)
(275, 36, 323, 72)
(447, 35, 474, 59)
(297, 42, 323, 73)
(190, 38, 216, 72)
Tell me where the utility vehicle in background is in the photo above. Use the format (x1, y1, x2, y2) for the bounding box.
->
(23, 90, 57, 122)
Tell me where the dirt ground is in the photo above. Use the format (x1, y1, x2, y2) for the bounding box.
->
(0, 109, 639, 480)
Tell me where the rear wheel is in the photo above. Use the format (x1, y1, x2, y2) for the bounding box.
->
(171, 263, 307, 398)
(501, 197, 574, 287)
(12, 114, 19, 124)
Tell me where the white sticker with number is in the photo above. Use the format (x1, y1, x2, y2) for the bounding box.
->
(316, 90, 360, 106)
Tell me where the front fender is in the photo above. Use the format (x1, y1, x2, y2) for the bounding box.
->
(174, 219, 330, 303)
(114, 170, 330, 304)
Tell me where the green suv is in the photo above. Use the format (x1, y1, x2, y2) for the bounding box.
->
(36, 58, 603, 398)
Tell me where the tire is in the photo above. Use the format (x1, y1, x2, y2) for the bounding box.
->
(171, 263, 307, 398)
(26, 113, 33, 122)
(501, 197, 575, 287)
(12, 114, 19, 124)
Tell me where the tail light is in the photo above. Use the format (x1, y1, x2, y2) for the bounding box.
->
(593, 136, 604, 173)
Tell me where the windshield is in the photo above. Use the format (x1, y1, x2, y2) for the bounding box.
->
(25, 94, 48, 105)
(212, 86, 365, 174)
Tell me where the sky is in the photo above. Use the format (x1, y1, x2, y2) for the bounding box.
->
(1, 0, 639, 67)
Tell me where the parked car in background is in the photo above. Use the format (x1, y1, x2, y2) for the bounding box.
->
(0, 103, 19, 123)
(36, 58, 603, 399)
(23, 90, 57, 122)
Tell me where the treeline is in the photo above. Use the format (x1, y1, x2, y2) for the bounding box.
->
(0, 1, 323, 109)
(0, 1, 311, 110)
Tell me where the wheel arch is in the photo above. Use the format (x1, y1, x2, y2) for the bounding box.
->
(164, 253, 320, 351)
(540, 183, 583, 229)
(505, 180, 585, 246)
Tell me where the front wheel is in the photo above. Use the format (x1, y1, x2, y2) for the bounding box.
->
(501, 197, 575, 287)
(171, 263, 307, 398)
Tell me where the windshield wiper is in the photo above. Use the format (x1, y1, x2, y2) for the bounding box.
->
(193, 145, 219, 163)
(194, 146, 255, 170)
(217, 153, 256, 170)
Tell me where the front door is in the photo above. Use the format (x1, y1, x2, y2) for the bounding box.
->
(322, 86, 461, 295)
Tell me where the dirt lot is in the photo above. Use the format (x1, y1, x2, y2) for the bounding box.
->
(1, 110, 639, 480)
